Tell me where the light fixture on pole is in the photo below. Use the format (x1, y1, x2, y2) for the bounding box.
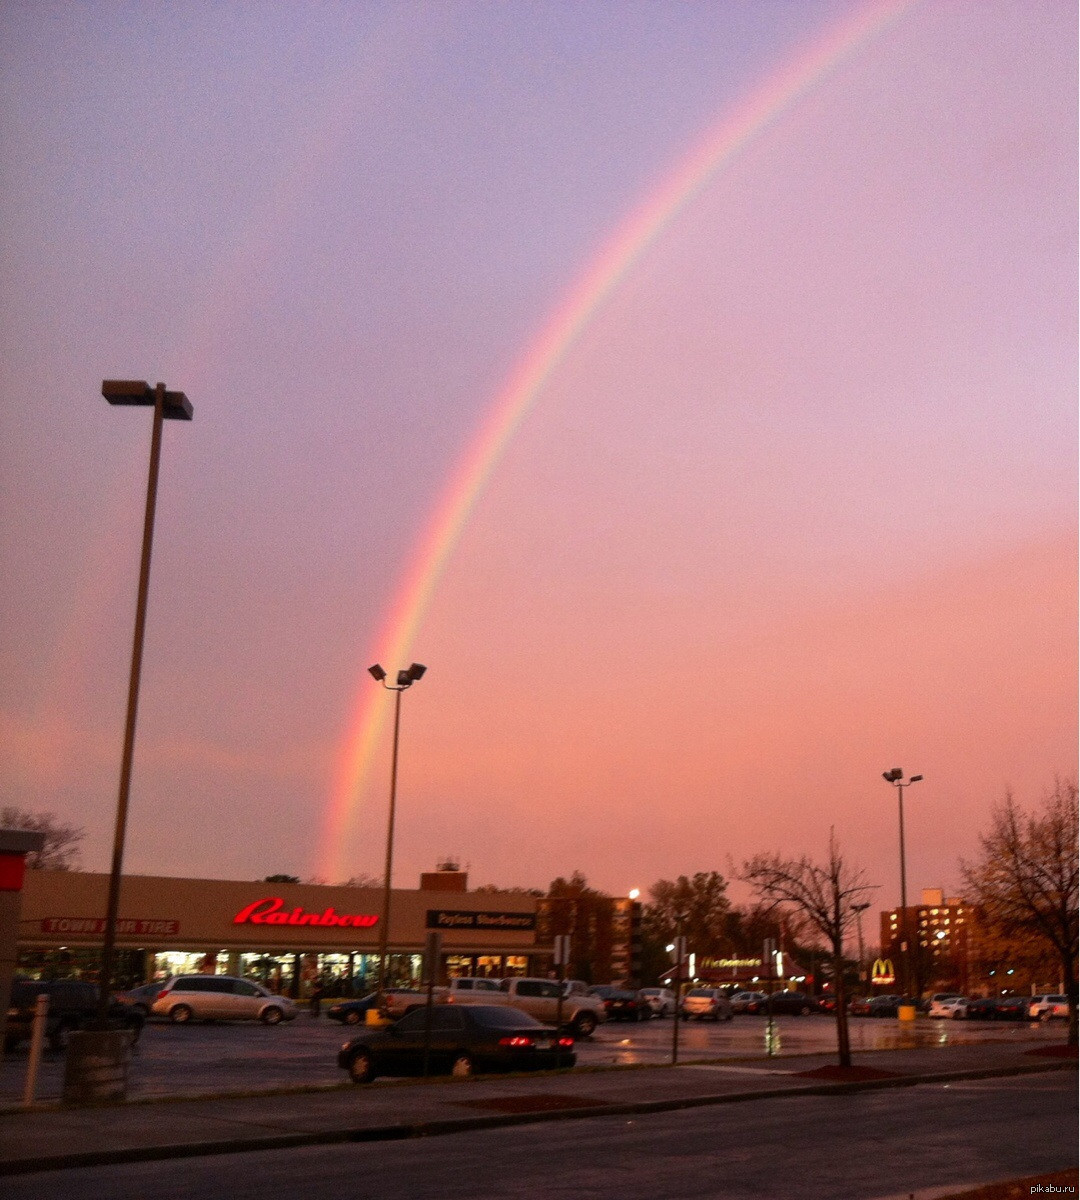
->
(881, 768, 923, 997)
(369, 662, 427, 1002)
(98, 380, 192, 1025)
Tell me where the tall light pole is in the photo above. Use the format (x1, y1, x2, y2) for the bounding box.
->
(882, 768, 923, 998)
(852, 901, 871, 984)
(369, 662, 426, 1002)
(98, 381, 192, 1024)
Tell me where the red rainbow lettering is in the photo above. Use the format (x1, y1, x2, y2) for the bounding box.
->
(233, 897, 378, 928)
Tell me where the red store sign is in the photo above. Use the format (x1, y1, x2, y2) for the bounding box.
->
(233, 897, 379, 929)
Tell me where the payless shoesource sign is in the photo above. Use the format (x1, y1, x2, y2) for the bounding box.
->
(426, 910, 536, 931)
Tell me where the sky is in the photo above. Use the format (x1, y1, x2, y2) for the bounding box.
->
(0, 1, 1075, 926)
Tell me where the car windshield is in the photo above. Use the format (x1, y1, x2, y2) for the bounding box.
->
(465, 1006, 547, 1029)
(687, 989, 713, 998)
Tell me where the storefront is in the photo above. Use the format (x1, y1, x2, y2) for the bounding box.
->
(16, 869, 542, 997)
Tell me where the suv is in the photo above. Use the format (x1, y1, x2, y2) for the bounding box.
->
(151, 975, 297, 1025)
(1029, 994, 1069, 1020)
(5, 979, 145, 1051)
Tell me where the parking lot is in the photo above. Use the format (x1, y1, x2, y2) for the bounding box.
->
(1, 1008, 1067, 1105)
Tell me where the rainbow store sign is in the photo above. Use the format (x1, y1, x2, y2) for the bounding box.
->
(233, 897, 379, 928)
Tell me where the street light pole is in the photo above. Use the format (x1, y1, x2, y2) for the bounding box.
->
(852, 902, 870, 985)
(882, 769, 923, 998)
(369, 663, 426, 1004)
(98, 381, 192, 1023)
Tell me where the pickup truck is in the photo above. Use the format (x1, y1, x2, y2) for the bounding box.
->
(437, 976, 606, 1036)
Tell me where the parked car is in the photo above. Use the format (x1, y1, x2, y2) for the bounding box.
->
(115, 979, 172, 1018)
(381, 989, 428, 1019)
(588, 986, 649, 1022)
(767, 991, 820, 1016)
(151, 975, 297, 1024)
(337, 1004, 575, 1083)
(639, 987, 677, 1018)
(441, 977, 605, 1037)
(326, 993, 381, 1025)
(928, 995, 969, 1019)
(848, 995, 874, 1017)
(991, 995, 1031, 1021)
(867, 994, 905, 1018)
(680, 988, 733, 1021)
(816, 994, 838, 1013)
(964, 995, 1000, 1021)
(1029, 994, 1070, 1020)
(5, 979, 145, 1051)
(729, 991, 767, 1014)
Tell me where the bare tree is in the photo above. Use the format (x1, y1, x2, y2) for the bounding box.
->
(643, 871, 733, 955)
(962, 779, 1078, 1046)
(742, 832, 877, 1068)
(0, 805, 84, 870)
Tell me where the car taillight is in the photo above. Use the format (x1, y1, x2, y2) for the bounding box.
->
(156, 990, 169, 1001)
(557, 1036, 574, 1047)
(498, 1036, 535, 1047)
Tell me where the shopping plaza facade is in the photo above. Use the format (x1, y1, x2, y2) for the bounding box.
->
(16, 867, 546, 995)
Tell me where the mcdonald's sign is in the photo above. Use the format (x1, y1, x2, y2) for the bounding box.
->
(871, 958, 896, 986)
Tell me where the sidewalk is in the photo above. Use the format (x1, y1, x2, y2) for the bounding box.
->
(0, 1040, 1073, 1176)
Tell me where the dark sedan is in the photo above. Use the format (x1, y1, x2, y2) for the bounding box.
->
(588, 986, 649, 1021)
(326, 993, 380, 1025)
(766, 991, 820, 1016)
(987, 995, 1033, 1021)
(867, 994, 906, 1017)
(5, 979, 145, 1051)
(337, 1004, 576, 1083)
(965, 995, 1001, 1020)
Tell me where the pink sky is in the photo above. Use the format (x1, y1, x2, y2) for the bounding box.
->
(0, 1, 1075, 924)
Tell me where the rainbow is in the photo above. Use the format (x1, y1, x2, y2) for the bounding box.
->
(319, 0, 914, 881)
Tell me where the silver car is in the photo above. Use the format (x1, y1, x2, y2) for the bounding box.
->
(151, 974, 297, 1024)
(680, 987, 733, 1021)
(639, 987, 677, 1017)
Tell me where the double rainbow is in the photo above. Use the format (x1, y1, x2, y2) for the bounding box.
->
(319, 0, 913, 881)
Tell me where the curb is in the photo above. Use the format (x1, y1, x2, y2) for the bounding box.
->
(0, 1059, 1073, 1177)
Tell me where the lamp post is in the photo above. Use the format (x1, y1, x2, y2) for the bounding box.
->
(852, 901, 871, 984)
(98, 381, 192, 1024)
(882, 768, 923, 998)
(369, 662, 426, 1002)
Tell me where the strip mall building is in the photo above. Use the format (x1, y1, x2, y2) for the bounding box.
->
(17, 867, 543, 995)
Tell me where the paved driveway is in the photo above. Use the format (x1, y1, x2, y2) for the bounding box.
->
(1, 1010, 1067, 1103)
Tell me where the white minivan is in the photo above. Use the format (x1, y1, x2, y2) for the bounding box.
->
(152, 974, 298, 1024)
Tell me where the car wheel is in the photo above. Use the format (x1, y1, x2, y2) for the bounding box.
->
(799, 1005, 811, 1016)
(260, 1006, 284, 1025)
(451, 1053, 474, 1078)
(348, 1050, 376, 1084)
(344, 1010, 363, 1025)
(169, 1004, 194, 1024)
(952, 1010, 964, 1020)
(573, 1012, 597, 1038)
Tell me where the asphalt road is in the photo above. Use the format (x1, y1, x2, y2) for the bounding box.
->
(3, 1072, 1075, 1200)
(2, 1011, 1065, 1103)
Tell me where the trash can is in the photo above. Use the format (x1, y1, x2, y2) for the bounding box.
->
(63, 1029, 134, 1103)
(898, 1004, 917, 1022)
